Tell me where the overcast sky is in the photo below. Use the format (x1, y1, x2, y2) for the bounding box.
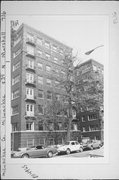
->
(12, 15, 108, 65)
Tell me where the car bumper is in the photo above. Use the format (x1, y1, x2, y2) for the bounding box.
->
(57, 150, 66, 154)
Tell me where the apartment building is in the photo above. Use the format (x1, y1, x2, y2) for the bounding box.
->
(11, 24, 81, 150)
(75, 59, 104, 140)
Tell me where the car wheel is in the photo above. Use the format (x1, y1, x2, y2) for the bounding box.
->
(47, 151, 53, 158)
(21, 154, 29, 158)
(80, 148, 83, 152)
(66, 148, 71, 155)
(90, 146, 93, 150)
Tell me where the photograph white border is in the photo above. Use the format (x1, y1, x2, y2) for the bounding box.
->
(1, 1, 119, 179)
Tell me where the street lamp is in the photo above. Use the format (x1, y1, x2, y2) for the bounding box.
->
(85, 45, 104, 55)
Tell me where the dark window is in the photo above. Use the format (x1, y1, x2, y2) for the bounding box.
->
(38, 89, 44, 98)
(38, 122, 43, 130)
(38, 105, 44, 114)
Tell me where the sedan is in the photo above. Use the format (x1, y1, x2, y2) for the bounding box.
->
(12, 145, 58, 158)
(82, 140, 102, 150)
(57, 141, 83, 155)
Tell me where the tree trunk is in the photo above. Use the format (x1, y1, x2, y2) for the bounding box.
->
(66, 99, 72, 142)
(66, 117, 72, 142)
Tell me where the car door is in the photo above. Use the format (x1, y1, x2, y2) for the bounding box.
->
(71, 142, 76, 151)
(29, 146, 45, 158)
(35, 146, 47, 158)
(75, 141, 80, 151)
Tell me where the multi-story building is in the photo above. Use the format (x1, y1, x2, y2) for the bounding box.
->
(75, 59, 104, 140)
(11, 24, 81, 150)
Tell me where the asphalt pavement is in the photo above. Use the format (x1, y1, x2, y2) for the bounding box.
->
(55, 149, 93, 158)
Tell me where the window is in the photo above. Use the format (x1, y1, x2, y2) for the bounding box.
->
(14, 36, 21, 47)
(12, 105, 19, 115)
(37, 38, 43, 46)
(58, 122, 62, 130)
(26, 33, 34, 43)
(37, 49, 42, 56)
(54, 80, 60, 88)
(72, 109, 76, 118)
(12, 75, 20, 85)
(52, 68, 59, 75)
(48, 138, 54, 145)
(93, 65, 97, 71)
(52, 45, 57, 52)
(38, 122, 43, 130)
(13, 49, 21, 58)
(38, 105, 44, 114)
(12, 123, 18, 131)
(38, 76, 43, 84)
(48, 123, 54, 131)
(26, 44, 35, 56)
(55, 94, 60, 101)
(88, 125, 99, 131)
(57, 111, 62, 116)
(12, 89, 19, 100)
(26, 104, 34, 112)
(82, 116, 86, 122)
(61, 70, 65, 77)
(37, 62, 43, 70)
(26, 122, 34, 131)
(46, 65, 51, 72)
(26, 73, 34, 83)
(27, 59, 34, 69)
(73, 123, 78, 131)
(13, 62, 20, 71)
(26, 104, 34, 116)
(46, 79, 52, 86)
(54, 57, 58, 63)
(26, 88, 34, 98)
(88, 114, 98, 121)
(38, 89, 44, 99)
(45, 53, 50, 60)
(59, 48, 63, 54)
(45, 41, 50, 49)
(47, 91, 52, 100)
(82, 127, 86, 132)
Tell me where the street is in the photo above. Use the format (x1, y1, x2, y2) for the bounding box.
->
(54, 149, 95, 158)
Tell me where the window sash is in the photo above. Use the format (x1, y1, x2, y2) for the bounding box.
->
(26, 45, 35, 56)
(38, 76, 43, 84)
(46, 79, 52, 86)
(46, 65, 51, 72)
(37, 62, 43, 70)
(13, 62, 20, 71)
(26, 73, 34, 83)
(12, 90, 19, 99)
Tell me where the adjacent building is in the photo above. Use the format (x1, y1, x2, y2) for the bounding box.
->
(11, 24, 81, 150)
(75, 59, 104, 140)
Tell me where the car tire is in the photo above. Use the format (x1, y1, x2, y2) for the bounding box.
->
(47, 151, 53, 158)
(80, 148, 83, 152)
(90, 146, 93, 150)
(21, 154, 29, 158)
(66, 148, 71, 155)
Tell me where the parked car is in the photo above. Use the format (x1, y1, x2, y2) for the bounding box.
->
(57, 141, 83, 155)
(12, 145, 58, 158)
(82, 138, 102, 150)
(89, 146, 104, 157)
